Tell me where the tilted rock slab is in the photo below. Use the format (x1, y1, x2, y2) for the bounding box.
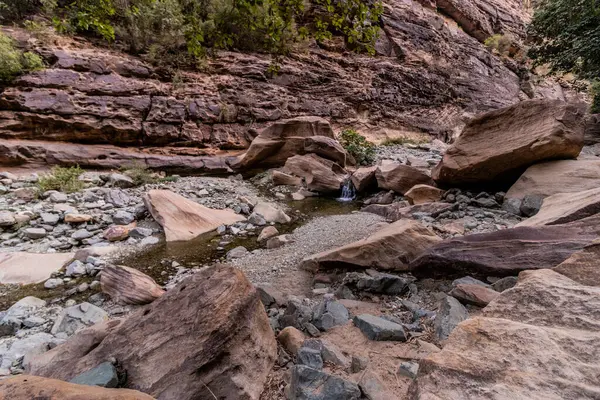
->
(283, 153, 347, 193)
(28, 265, 277, 400)
(0, 252, 74, 285)
(552, 239, 600, 287)
(410, 267, 600, 399)
(410, 214, 600, 277)
(101, 264, 165, 305)
(432, 99, 585, 187)
(0, 375, 155, 400)
(376, 160, 434, 195)
(517, 187, 600, 227)
(505, 159, 600, 202)
(144, 189, 245, 242)
(302, 219, 441, 272)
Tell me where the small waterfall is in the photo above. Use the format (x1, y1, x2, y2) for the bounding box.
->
(337, 179, 356, 202)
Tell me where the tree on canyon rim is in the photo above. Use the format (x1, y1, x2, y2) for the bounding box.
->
(529, 0, 600, 112)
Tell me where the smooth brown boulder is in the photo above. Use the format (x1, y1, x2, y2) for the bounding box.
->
(302, 220, 441, 272)
(410, 214, 600, 277)
(449, 284, 499, 307)
(411, 269, 600, 400)
(144, 190, 245, 242)
(433, 100, 585, 187)
(553, 240, 600, 287)
(277, 326, 306, 356)
(375, 161, 434, 195)
(505, 159, 600, 202)
(272, 170, 302, 186)
(517, 187, 600, 227)
(28, 265, 277, 400)
(351, 166, 377, 192)
(405, 184, 444, 205)
(283, 154, 346, 193)
(0, 375, 154, 400)
(236, 117, 348, 169)
(101, 265, 165, 305)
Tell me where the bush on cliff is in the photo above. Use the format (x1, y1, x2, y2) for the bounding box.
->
(7, 0, 382, 63)
(529, 0, 600, 109)
(0, 32, 44, 84)
(339, 129, 376, 165)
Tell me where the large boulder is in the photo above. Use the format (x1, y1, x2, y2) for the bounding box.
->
(28, 265, 277, 400)
(432, 100, 586, 187)
(283, 154, 347, 193)
(505, 159, 600, 202)
(0, 252, 74, 285)
(144, 189, 245, 242)
(302, 220, 441, 272)
(517, 187, 600, 227)
(0, 375, 154, 399)
(552, 240, 600, 287)
(235, 117, 351, 169)
(410, 214, 600, 277)
(404, 184, 444, 205)
(100, 264, 165, 305)
(410, 268, 600, 400)
(375, 160, 434, 194)
(362, 201, 455, 221)
(351, 166, 377, 192)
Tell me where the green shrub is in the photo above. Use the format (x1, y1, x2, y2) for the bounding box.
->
(484, 34, 513, 56)
(339, 129, 376, 166)
(591, 81, 600, 114)
(0, 0, 40, 22)
(121, 164, 160, 186)
(37, 166, 85, 193)
(0, 32, 44, 85)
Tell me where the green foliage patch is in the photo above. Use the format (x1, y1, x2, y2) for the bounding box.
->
(0, 32, 44, 84)
(339, 129, 376, 166)
(37, 166, 85, 193)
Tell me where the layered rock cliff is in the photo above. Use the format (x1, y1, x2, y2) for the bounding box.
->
(0, 0, 539, 170)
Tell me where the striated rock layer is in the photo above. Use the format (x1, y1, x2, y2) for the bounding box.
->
(0, 0, 532, 169)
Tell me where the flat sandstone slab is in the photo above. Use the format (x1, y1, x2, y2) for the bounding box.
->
(0, 252, 74, 284)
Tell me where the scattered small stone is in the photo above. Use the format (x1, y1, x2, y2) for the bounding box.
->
(353, 314, 407, 341)
(129, 227, 153, 238)
(24, 228, 47, 239)
(109, 173, 134, 188)
(226, 246, 249, 259)
(48, 192, 68, 203)
(71, 229, 93, 241)
(288, 365, 361, 400)
(113, 210, 135, 225)
(351, 355, 369, 373)
(266, 234, 292, 249)
(65, 260, 86, 277)
(140, 236, 159, 246)
(297, 346, 323, 370)
(398, 361, 419, 379)
(22, 316, 46, 328)
(312, 300, 349, 331)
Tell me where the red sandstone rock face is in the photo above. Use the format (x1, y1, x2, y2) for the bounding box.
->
(0, 0, 531, 169)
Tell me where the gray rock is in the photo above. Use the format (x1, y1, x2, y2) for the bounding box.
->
(0, 332, 55, 371)
(105, 189, 131, 207)
(0, 317, 21, 337)
(297, 346, 323, 370)
(351, 271, 414, 295)
(129, 227, 153, 238)
(398, 361, 419, 379)
(321, 340, 350, 367)
(288, 365, 361, 400)
(72, 229, 93, 241)
(65, 260, 86, 277)
(473, 198, 500, 208)
(24, 228, 47, 239)
(69, 361, 119, 388)
(492, 276, 518, 292)
(520, 194, 544, 217)
(452, 276, 491, 288)
(22, 316, 46, 328)
(358, 370, 395, 399)
(351, 355, 368, 373)
(0, 211, 15, 227)
(40, 212, 60, 226)
(109, 173, 134, 188)
(113, 210, 135, 225)
(434, 296, 468, 341)
(266, 234, 292, 249)
(248, 213, 267, 226)
(48, 192, 68, 203)
(353, 314, 407, 341)
(44, 278, 64, 289)
(140, 236, 159, 246)
(502, 198, 522, 215)
(216, 225, 227, 235)
(0, 297, 46, 336)
(226, 246, 248, 259)
(51, 302, 108, 336)
(312, 300, 349, 331)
